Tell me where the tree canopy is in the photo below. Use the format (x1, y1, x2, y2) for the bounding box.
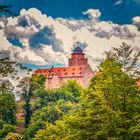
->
(33, 43, 140, 140)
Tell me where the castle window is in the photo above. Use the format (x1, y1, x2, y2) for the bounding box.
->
(72, 68, 75, 70)
(79, 72, 82, 74)
(72, 72, 75, 75)
(79, 67, 82, 70)
(63, 69, 66, 71)
(65, 73, 67, 75)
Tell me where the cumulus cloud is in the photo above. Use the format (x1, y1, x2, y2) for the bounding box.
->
(132, 16, 140, 29)
(83, 9, 101, 21)
(0, 8, 140, 70)
(29, 26, 63, 52)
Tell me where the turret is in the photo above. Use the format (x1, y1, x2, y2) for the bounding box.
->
(68, 47, 88, 66)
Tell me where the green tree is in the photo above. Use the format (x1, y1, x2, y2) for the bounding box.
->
(0, 93, 17, 124)
(0, 79, 14, 94)
(108, 42, 140, 78)
(34, 80, 82, 109)
(34, 52, 140, 140)
(28, 100, 74, 138)
(27, 80, 81, 139)
(17, 74, 46, 139)
(4, 132, 22, 140)
(0, 123, 17, 139)
(18, 77, 34, 128)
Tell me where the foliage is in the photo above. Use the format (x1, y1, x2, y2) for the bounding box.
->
(34, 80, 82, 109)
(0, 92, 17, 124)
(4, 132, 22, 140)
(18, 77, 33, 128)
(0, 79, 14, 94)
(27, 80, 82, 139)
(17, 75, 46, 129)
(107, 42, 140, 78)
(28, 100, 74, 138)
(0, 124, 17, 139)
(0, 56, 31, 95)
(0, 5, 16, 16)
(34, 47, 140, 140)
(0, 57, 17, 78)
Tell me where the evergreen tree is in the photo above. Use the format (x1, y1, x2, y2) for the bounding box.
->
(108, 42, 140, 78)
(0, 93, 17, 124)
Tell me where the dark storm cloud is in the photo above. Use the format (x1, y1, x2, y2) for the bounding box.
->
(29, 26, 63, 52)
(17, 15, 41, 28)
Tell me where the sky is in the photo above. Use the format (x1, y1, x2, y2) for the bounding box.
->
(1, 0, 140, 24)
(0, 0, 140, 69)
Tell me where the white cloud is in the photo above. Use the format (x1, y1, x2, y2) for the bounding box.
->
(20, 8, 53, 28)
(114, 0, 123, 5)
(83, 9, 101, 21)
(0, 8, 140, 70)
(132, 16, 140, 28)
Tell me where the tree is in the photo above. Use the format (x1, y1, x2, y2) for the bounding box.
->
(5, 132, 22, 140)
(0, 5, 16, 16)
(28, 100, 74, 138)
(27, 80, 81, 139)
(108, 42, 140, 78)
(0, 92, 17, 124)
(34, 48, 140, 139)
(18, 77, 33, 128)
(0, 57, 17, 80)
(18, 75, 46, 127)
(0, 123, 17, 139)
(0, 79, 14, 94)
(34, 80, 82, 109)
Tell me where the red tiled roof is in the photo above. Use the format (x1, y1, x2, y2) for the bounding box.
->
(35, 66, 87, 78)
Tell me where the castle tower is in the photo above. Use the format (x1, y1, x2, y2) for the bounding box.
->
(68, 47, 88, 66)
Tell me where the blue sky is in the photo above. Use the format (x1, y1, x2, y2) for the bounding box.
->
(0, 0, 140, 70)
(1, 0, 140, 24)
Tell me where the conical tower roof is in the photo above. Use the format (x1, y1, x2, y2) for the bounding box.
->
(73, 46, 83, 54)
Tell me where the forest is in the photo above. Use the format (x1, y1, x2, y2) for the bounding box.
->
(0, 42, 140, 140)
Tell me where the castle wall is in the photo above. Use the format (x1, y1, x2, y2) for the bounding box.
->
(45, 74, 60, 89)
(82, 65, 96, 88)
(44, 65, 96, 89)
(45, 76, 84, 89)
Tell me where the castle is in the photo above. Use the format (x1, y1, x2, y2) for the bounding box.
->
(35, 47, 96, 88)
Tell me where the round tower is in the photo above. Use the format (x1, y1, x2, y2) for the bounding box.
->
(68, 47, 88, 66)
